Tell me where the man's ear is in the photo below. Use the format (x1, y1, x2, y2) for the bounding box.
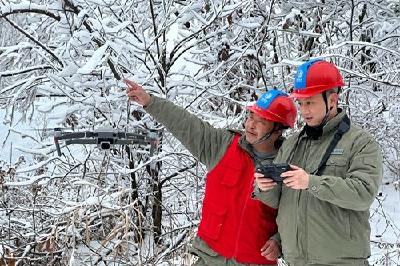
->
(273, 129, 283, 136)
(329, 92, 339, 108)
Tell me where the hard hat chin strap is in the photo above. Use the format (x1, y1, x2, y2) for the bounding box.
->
(252, 124, 281, 146)
(319, 91, 333, 127)
(252, 131, 273, 145)
(322, 91, 329, 114)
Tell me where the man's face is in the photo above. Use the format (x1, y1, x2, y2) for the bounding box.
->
(296, 93, 336, 127)
(244, 112, 275, 144)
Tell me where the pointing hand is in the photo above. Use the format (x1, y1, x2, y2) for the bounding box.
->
(125, 79, 151, 107)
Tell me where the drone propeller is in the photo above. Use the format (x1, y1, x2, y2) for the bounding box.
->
(26, 125, 89, 132)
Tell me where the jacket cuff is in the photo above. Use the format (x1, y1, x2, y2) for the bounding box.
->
(308, 174, 321, 195)
(270, 232, 281, 244)
(252, 184, 280, 209)
(144, 94, 156, 109)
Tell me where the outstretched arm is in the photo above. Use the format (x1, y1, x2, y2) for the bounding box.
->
(125, 79, 233, 170)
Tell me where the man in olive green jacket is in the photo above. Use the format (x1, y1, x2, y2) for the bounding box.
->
(254, 59, 383, 266)
(125, 79, 297, 265)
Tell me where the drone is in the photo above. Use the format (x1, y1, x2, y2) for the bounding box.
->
(53, 127, 159, 156)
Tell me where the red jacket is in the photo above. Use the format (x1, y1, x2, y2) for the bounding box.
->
(197, 135, 278, 264)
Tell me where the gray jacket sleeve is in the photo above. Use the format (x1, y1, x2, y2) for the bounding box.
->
(145, 96, 234, 170)
(307, 132, 383, 211)
(253, 184, 282, 209)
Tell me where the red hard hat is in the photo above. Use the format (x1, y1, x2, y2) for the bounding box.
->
(290, 59, 345, 98)
(247, 89, 297, 128)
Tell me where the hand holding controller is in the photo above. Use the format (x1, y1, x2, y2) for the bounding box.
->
(256, 163, 291, 183)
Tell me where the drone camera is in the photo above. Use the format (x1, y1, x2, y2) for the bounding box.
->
(97, 138, 115, 150)
(100, 141, 111, 149)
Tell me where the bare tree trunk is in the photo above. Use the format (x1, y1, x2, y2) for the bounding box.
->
(125, 146, 145, 243)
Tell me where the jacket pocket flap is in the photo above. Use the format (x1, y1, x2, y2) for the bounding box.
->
(200, 202, 228, 240)
(219, 163, 243, 187)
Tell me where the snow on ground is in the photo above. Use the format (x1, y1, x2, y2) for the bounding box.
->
(370, 180, 400, 265)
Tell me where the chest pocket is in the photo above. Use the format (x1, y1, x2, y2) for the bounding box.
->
(220, 163, 243, 187)
(322, 157, 348, 177)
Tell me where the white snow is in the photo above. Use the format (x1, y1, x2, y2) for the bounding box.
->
(77, 43, 109, 74)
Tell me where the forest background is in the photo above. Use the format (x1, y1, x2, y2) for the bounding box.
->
(0, 0, 399, 265)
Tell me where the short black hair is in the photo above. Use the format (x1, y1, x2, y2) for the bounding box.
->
(327, 87, 341, 96)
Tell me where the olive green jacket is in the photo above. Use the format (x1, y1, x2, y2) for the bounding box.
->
(253, 110, 383, 265)
(146, 96, 278, 265)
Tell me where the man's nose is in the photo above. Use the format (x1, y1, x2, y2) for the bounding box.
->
(247, 119, 255, 128)
(300, 105, 309, 114)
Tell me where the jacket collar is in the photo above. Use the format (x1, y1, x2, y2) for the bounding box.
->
(238, 133, 277, 161)
(321, 108, 345, 136)
(302, 108, 345, 139)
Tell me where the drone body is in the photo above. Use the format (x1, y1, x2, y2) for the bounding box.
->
(53, 127, 158, 156)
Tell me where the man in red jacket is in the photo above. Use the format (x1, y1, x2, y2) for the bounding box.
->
(126, 79, 297, 265)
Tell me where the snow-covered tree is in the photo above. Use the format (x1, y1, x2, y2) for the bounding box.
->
(1, 0, 399, 264)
